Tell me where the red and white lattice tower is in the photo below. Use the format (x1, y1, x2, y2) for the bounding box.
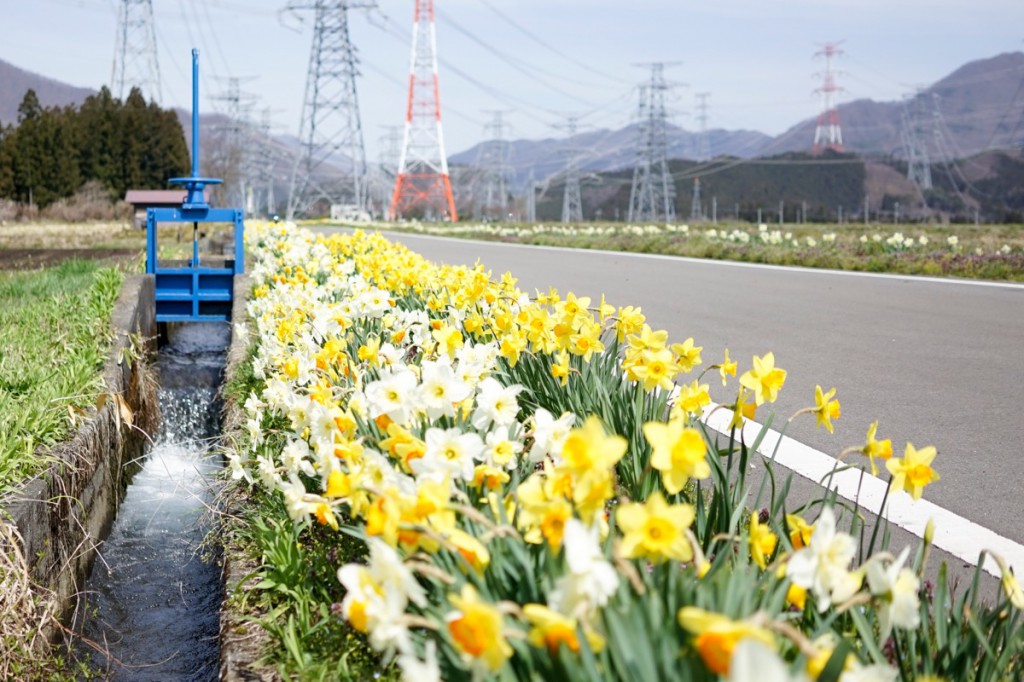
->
(812, 41, 845, 154)
(389, 0, 457, 221)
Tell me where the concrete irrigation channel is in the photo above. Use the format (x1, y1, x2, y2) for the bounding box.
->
(0, 274, 251, 678)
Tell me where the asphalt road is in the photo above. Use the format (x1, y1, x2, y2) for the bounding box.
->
(321, 228, 1024, 550)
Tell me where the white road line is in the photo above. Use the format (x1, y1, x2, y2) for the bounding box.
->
(372, 228, 1024, 291)
(701, 403, 1024, 579)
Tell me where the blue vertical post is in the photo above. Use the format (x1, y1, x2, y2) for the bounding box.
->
(191, 48, 200, 180)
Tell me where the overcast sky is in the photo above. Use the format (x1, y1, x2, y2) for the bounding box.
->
(3, 0, 1022, 160)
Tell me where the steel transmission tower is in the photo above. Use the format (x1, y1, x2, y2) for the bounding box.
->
(628, 63, 677, 223)
(286, 0, 373, 219)
(901, 89, 932, 191)
(390, 0, 457, 221)
(690, 177, 703, 221)
(812, 42, 845, 154)
(559, 116, 583, 223)
(525, 169, 537, 223)
(111, 0, 161, 102)
(475, 111, 512, 220)
(253, 108, 282, 216)
(212, 77, 257, 211)
(695, 92, 711, 162)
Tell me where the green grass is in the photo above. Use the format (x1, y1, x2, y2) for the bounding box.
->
(0, 261, 123, 495)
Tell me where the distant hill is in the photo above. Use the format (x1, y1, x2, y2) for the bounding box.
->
(452, 52, 1024, 184)
(0, 58, 94, 126)
(764, 52, 1024, 156)
(451, 123, 773, 190)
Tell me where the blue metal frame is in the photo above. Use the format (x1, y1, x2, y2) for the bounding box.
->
(145, 49, 244, 323)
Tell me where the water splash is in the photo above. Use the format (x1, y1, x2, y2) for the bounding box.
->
(74, 323, 227, 680)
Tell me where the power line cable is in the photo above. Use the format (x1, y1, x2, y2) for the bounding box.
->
(475, 0, 632, 86)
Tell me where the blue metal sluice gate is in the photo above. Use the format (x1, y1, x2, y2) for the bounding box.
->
(146, 49, 243, 323)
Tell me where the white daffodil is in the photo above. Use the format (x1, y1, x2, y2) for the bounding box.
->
(866, 546, 920, 638)
(728, 639, 810, 682)
(413, 427, 484, 482)
(838, 661, 899, 682)
(377, 342, 404, 369)
(281, 437, 316, 478)
(417, 360, 471, 420)
(226, 452, 253, 484)
(307, 401, 339, 455)
(484, 425, 523, 470)
(398, 640, 441, 682)
(365, 537, 427, 608)
(365, 369, 418, 425)
(786, 506, 860, 612)
(245, 417, 264, 448)
(528, 408, 576, 462)
(549, 519, 619, 619)
(471, 377, 524, 430)
(280, 475, 315, 522)
(255, 455, 280, 489)
(309, 303, 342, 340)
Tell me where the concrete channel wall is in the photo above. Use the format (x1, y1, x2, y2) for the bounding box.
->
(1, 274, 159, 639)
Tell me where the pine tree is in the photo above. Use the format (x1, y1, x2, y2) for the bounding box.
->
(0, 125, 14, 199)
(77, 87, 120, 196)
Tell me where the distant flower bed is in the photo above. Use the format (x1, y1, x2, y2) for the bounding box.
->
(339, 219, 1024, 282)
(229, 222, 1024, 681)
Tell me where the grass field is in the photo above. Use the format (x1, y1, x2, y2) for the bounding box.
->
(0, 261, 122, 495)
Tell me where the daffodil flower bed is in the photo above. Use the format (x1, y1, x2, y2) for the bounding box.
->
(228, 222, 1024, 681)
(327, 219, 1024, 283)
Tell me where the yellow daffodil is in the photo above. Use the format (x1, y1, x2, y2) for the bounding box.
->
(813, 385, 841, 433)
(357, 336, 381, 366)
(677, 607, 775, 676)
(447, 528, 491, 573)
(673, 379, 711, 417)
(314, 502, 339, 530)
(886, 442, 939, 500)
(446, 584, 513, 672)
(598, 293, 615, 324)
(614, 305, 645, 341)
(862, 421, 893, 476)
(671, 337, 703, 373)
(432, 323, 464, 358)
(631, 347, 682, 391)
(785, 513, 814, 549)
(991, 553, 1024, 609)
(718, 348, 737, 386)
(551, 350, 571, 386)
(749, 512, 778, 570)
(643, 418, 709, 494)
(560, 416, 627, 477)
(325, 470, 350, 499)
(739, 352, 787, 406)
(472, 464, 510, 491)
(728, 389, 757, 429)
(617, 491, 695, 563)
(516, 473, 573, 551)
(523, 603, 605, 654)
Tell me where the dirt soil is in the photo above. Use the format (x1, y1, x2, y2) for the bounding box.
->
(0, 249, 140, 270)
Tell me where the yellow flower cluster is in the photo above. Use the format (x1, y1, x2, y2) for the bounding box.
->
(234, 223, 956, 680)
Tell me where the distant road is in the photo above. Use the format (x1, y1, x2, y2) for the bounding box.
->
(319, 228, 1024, 548)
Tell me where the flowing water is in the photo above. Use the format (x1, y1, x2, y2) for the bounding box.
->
(73, 323, 228, 680)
